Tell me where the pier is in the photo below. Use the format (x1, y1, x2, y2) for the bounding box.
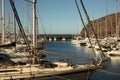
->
(39, 34, 77, 41)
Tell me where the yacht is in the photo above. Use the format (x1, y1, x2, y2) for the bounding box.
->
(71, 37, 81, 44)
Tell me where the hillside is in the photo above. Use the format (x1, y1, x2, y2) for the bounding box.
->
(80, 12, 120, 39)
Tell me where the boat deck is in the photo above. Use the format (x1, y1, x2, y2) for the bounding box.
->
(0, 64, 100, 80)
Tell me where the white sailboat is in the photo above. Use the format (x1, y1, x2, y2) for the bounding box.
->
(71, 36, 81, 44)
(108, 49, 120, 56)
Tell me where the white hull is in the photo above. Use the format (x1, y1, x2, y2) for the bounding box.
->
(62, 38, 66, 41)
(108, 50, 120, 56)
(0, 64, 98, 79)
(71, 40, 80, 44)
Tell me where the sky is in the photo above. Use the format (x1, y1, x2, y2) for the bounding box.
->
(0, 0, 120, 34)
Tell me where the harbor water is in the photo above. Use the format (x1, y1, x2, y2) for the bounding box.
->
(44, 41, 120, 80)
(44, 41, 93, 65)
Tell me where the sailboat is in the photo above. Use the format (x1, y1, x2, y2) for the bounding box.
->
(71, 35, 81, 44)
(71, 35, 87, 46)
(0, 0, 108, 80)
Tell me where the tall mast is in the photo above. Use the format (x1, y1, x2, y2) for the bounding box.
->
(115, 0, 119, 40)
(13, 0, 16, 51)
(33, 0, 37, 64)
(92, 10, 95, 37)
(106, 0, 108, 40)
(100, 19, 101, 38)
(33, 0, 37, 48)
(8, 13, 10, 34)
(2, 0, 5, 45)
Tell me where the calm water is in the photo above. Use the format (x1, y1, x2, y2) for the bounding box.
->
(44, 41, 93, 64)
(44, 41, 120, 80)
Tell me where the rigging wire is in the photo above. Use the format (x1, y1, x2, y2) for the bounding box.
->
(79, 0, 106, 58)
(36, 7, 75, 60)
(36, 8, 66, 60)
(36, 8, 47, 40)
(75, 0, 104, 79)
(9, 0, 33, 55)
(36, 3, 72, 56)
(74, 0, 96, 58)
(74, 1, 91, 80)
(24, 0, 33, 38)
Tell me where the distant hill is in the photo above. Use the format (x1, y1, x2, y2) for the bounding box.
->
(80, 12, 120, 39)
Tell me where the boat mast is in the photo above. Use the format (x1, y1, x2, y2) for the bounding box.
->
(92, 10, 95, 38)
(8, 13, 10, 34)
(100, 19, 101, 38)
(2, 0, 5, 45)
(80, 0, 105, 58)
(33, 0, 37, 64)
(13, 0, 16, 51)
(115, 0, 119, 40)
(106, 0, 108, 40)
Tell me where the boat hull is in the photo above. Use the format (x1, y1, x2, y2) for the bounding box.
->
(0, 64, 99, 80)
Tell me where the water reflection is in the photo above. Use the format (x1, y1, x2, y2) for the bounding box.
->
(107, 56, 120, 73)
(90, 56, 120, 80)
(45, 41, 93, 64)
